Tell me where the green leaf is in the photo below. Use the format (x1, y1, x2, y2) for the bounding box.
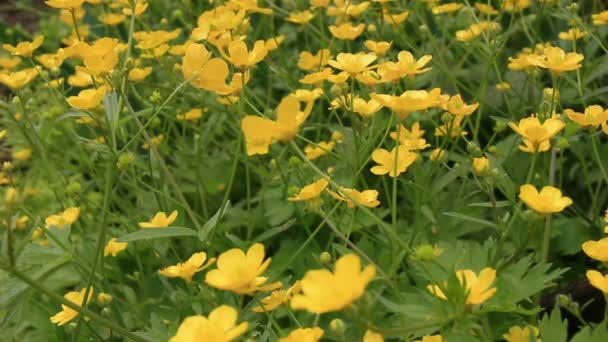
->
(442, 212, 497, 228)
(571, 325, 608, 342)
(198, 201, 231, 243)
(539, 307, 568, 342)
(117, 227, 197, 242)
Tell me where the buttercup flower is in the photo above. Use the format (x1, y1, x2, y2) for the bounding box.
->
(298, 49, 332, 70)
(287, 10, 315, 24)
(291, 254, 376, 313)
(586, 270, 608, 294)
(528, 46, 584, 74)
(159, 252, 216, 282)
(280, 327, 324, 342)
(45, 0, 85, 9)
(329, 23, 365, 40)
(431, 3, 463, 15)
(50, 288, 93, 326)
(328, 187, 381, 208)
(364, 40, 392, 57)
(473, 157, 491, 176)
(128, 67, 153, 81)
(456, 21, 501, 42)
(476, 3, 499, 15)
(519, 184, 573, 214)
(565, 105, 608, 128)
(288, 179, 329, 201)
(67, 86, 109, 110)
(138, 210, 178, 228)
(169, 306, 248, 342)
(373, 88, 442, 119)
(370, 145, 418, 177)
(592, 11, 608, 26)
(182, 43, 231, 94)
(509, 116, 565, 153)
(176, 108, 204, 122)
(205, 243, 281, 295)
(503, 325, 541, 342)
(428, 267, 497, 305)
(353, 97, 384, 117)
(582, 237, 608, 264)
(377, 51, 432, 81)
(221, 40, 268, 69)
(253, 282, 302, 312)
(363, 330, 384, 342)
(328, 52, 377, 76)
(3, 36, 44, 57)
(104, 238, 128, 257)
(46, 207, 81, 228)
(413, 336, 444, 342)
(502, 0, 532, 12)
(559, 28, 587, 41)
(0, 68, 39, 90)
(444, 94, 479, 116)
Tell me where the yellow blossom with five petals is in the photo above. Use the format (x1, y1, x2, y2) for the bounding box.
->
(519, 184, 573, 214)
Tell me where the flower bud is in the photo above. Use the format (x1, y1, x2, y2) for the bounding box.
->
(473, 157, 490, 176)
(117, 152, 135, 170)
(319, 251, 332, 264)
(330, 319, 346, 336)
(430, 148, 447, 162)
(467, 142, 482, 157)
(556, 137, 569, 150)
(494, 121, 507, 133)
(98, 292, 113, 306)
(288, 156, 301, 167)
(67, 181, 82, 196)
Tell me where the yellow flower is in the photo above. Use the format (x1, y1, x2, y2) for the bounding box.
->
(502, 0, 532, 12)
(104, 238, 128, 257)
(456, 21, 501, 42)
(3, 36, 44, 57)
(50, 288, 93, 326)
(372, 88, 442, 120)
(99, 13, 127, 26)
(159, 252, 216, 282)
(592, 11, 608, 26)
(221, 40, 268, 69)
(45, 207, 81, 229)
(329, 23, 366, 40)
(142, 134, 164, 149)
(241, 95, 312, 155)
(390, 123, 429, 151)
(565, 105, 608, 128)
(363, 330, 384, 342)
(371, 145, 417, 177)
(377, 51, 432, 81)
(364, 40, 392, 57)
(508, 116, 565, 153)
(97, 293, 113, 306)
(287, 10, 315, 24)
(288, 179, 329, 201)
(559, 28, 587, 41)
(328, 187, 380, 208)
(298, 49, 332, 70)
(519, 184, 573, 214)
(253, 282, 302, 312)
(13, 148, 32, 161)
(527, 46, 584, 74)
(138, 210, 178, 228)
(291, 254, 375, 313)
(413, 335, 444, 342)
(473, 157, 491, 176)
(582, 237, 608, 263)
(169, 306, 248, 342)
(176, 108, 205, 122)
(134, 29, 181, 50)
(432, 3, 463, 14)
(280, 327, 324, 342)
(45, 0, 84, 9)
(352, 97, 383, 117)
(0, 68, 39, 90)
(36, 52, 65, 70)
(503, 325, 541, 342)
(444, 94, 479, 116)
(476, 3, 499, 15)
(128, 67, 153, 81)
(182, 43, 231, 94)
(586, 270, 608, 294)
(76, 38, 120, 76)
(205, 243, 281, 295)
(67, 86, 108, 110)
(496, 82, 512, 90)
(328, 52, 377, 76)
(383, 10, 410, 25)
(304, 141, 335, 160)
(428, 268, 497, 305)
(0, 56, 21, 70)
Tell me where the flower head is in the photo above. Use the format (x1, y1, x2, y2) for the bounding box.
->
(221, 40, 268, 69)
(253, 282, 302, 312)
(169, 306, 248, 342)
(527, 46, 584, 74)
(509, 116, 565, 153)
(298, 49, 332, 71)
(377, 51, 432, 81)
(519, 184, 572, 214)
(3, 36, 44, 57)
(328, 52, 377, 76)
(67, 86, 109, 110)
(371, 145, 417, 177)
(503, 325, 540, 342)
(46, 207, 81, 229)
(582, 237, 608, 264)
(428, 267, 497, 305)
(138, 210, 178, 228)
(291, 254, 375, 313)
(0, 68, 39, 90)
(329, 23, 365, 40)
(280, 327, 324, 342)
(182, 43, 231, 94)
(473, 157, 491, 176)
(586, 270, 608, 294)
(328, 187, 380, 208)
(50, 288, 93, 326)
(288, 179, 329, 201)
(159, 252, 215, 282)
(45, 0, 84, 9)
(444, 94, 479, 116)
(104, 238, 128, 257)
(205, 243, 281, 295)
(565, 105, 608, 128)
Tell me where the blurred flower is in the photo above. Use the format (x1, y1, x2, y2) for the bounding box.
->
(377, 51, 432, 81)
(586, 270, 608, 294)
(328, 52, 377, 76)
(221, 40, 268, 69)
(503, 325, 540, 342)
(128, 67, 153, 81)
(428, 268, 497, 305)
(3, 36, 44, 57)
(291, 254, 375, 313)
(509, 116, 565, 153)
(565, 105, 608, 128)
(298, 49, 333, 70)
(287, 10, 314, 24)
(280, 327, 324, 342)
(67, 86, 108, 110)
(45, 0, 84, 9)
(444, 94, 479, 116)
(182, 43, 231, 94)
(473, 157, 491, 176)
(329, 23, 365, 40)
(205, 243, 281, 295)
(46, 207, 81, 229)
(432, 3, 463, 14)
(364, 40, 391, 57)
(527, 46, 583, 74)
(592, 11, 608, 26)
(176, 108, 204, 122)
(50, 288, 93, 326)
(502, 0, 532, 12)
(519, 184, 573, 214)
(559, 28, 587, 41)
(169, 306, 248, 342)
(159, 252, 215, 282)
(582, 237, 608, 264)
(456, 21, 501, 42)
(104, 238, 128, 257)
(328, 187, 380, 208)
(138, 210, 178, 228)
(253, 282, 302, 312)
(0, 68, 39, 90)
(363, 330, 384, 342)
(288, 179, 329, 201)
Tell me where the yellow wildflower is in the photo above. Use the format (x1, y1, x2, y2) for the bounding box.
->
(3, 36, 44, 57)
(502, 0, 532, 12)
(287, 10, 314, 24)
(291, 254, 376, 313)
(205, 243, 281, 295)
(138, 210, 178, 228)
(372, 88, 442, 119)
(519, 184, 573, 214)
(503, 325, 541, 342)
(182, 43, 231, 94)
(304, 141, 335, 160)
(476, 3, 499, 15)
(76, 38, 120, 76)
(288, 179, 329, 202)
(253, 282, 302, 312)
(104, 238, 128, 257)
(99, 13, 126, 25)
(0, 68, 39, 90)
(565, 105, 608, 128)
(352, 97, 384, 117)
(363, 330, 384, 342)
(364, 40, 392, 57)
(45, 207, 81, 229)
(592, 11, 608, 26)
(508, 116, 565, 153)
(280, 327, 324, 342)
(128, 67, 153, 81)
(298, 49, 332, 71)
(329, 23, 365, 40)
(444, 94, 479, 116)
(0, 56, 21, 70)
(50, 288, 93, 326)
(328, 187, 380, 208)
(176, 108, 204, 122)
(370, 145, 417, 177)
(456, 21, 501, 42)
(559, 28, 587, 41)
(527, 46, 583, 74)
(45, 0, 84, 9)
(377, 51, 432, 81)
(221, 40, 268, 69)
(413, 336, 444, 342)
(13, 148, 32, 161)
(67, 86, 108, 110)
(432, 3, 463, 15)
(586, 270, 608, 294)
(428, 267, 497, 305)
(328, 52, 377, 76)
(383, 10, 410, 25)
(169, 306, 248, 342)
(159, 252, 215, 283)
(582, 237, 608, 264)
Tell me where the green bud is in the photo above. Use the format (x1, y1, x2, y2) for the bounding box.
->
(329, 319, 346, 336)
(556, 137, 569, 150)
(319, 252, 332, 264)
(557, 294, 570, 307)
(117, 152, 135, 170)
(413, 244, 441, 261)
(494, 121, 507, 133)
(172, 9, 183, 19)
(287, 186, 300, 197)
(487, 145, 498, 154)
(66, 181, 82, 196)
(149, 90, 162, 103)
(466, 142, 482, 157)
(288, 156, 301, 167)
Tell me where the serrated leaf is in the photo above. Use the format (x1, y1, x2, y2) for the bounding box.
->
(117, 227, 197, 242)
(571, 325, 608, 342)
(539, 307, 568, 342)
